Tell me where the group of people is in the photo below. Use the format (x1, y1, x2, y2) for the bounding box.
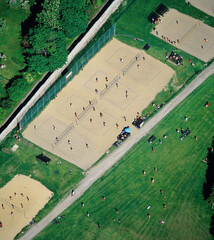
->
(165, 52, 183, 66)
(0, 192, 30, 226)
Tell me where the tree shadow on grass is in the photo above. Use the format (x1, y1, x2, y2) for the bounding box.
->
(21, 0, 44, 37)
(210, 214, 214, 237)
(203, 137, 214, 200)
(202, 137, 214, 238)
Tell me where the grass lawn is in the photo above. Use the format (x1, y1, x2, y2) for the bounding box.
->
(35, 74, 214, 240)
(114, 0, 214, 117)
(0, 1, 29, 82)
(0, 135, 84, 237)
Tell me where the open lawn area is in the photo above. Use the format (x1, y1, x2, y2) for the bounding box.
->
(0, 136, 83, 234)
(35, 74, 214, 240)
(0, 1, 28, 82)
(114, 0, 214, 117)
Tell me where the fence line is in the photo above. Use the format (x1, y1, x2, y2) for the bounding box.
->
(0, 0, 124, 143)
(19, 25, 116, 130)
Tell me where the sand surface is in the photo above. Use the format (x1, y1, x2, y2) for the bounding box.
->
(187, 0, 214, 17)
(0, 174, 53, 240)
(152, 9, 214, 62)
(23, 38, 174, 170)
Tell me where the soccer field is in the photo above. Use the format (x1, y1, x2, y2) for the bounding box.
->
(35, 74, 214, 240)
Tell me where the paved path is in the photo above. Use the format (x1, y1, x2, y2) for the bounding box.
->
(19, 63, 214, 240)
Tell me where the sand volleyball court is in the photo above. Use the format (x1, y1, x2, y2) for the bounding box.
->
(152, 9, 214, 62)
(23, 38, 174, 170)
(186, 0, 214, 17)
(0, 174, 53, 240)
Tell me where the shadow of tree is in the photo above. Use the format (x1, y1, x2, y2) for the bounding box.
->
(203, 137, 214, 200)
(21, 0, 44, 37)
(202, 137, 214, 238)
(210, 214, 214, 237)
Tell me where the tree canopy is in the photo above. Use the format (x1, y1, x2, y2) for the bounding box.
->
(26, 0, 67, 73)
(27, 24, 67, 72)
(26, 0, 88, 73)
(60, 0, 88, 39)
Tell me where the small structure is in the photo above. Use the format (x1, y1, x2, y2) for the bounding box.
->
(36, 154, 51, 164)
(156, 4, 168, 15)
(143, 43, 151, 51)
(132, 116, 145, 128)
(148, 12, 160, 24)
(148, 135, 156, 143)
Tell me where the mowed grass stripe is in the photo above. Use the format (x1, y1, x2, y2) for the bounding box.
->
(35, 75, 214, 240)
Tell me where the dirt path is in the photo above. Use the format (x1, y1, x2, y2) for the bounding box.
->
(19, 63, 214, 240)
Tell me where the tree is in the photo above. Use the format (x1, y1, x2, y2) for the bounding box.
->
(26, 0, 67, 73)
(60, 0, 88, 39)
(27, 25, 67, 72)
(7, 77, 30, 101)
(37, 0, 61, 30)
(0, 83, 6, 98)
(0, 18, 7, 33)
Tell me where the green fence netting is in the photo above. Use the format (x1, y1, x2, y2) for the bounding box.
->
(19, 24, 116, 129)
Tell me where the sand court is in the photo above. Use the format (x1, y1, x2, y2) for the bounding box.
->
(23, 38, 174, 170)
(186, 0, 214, 17)
(58, 94, 89, 120)
(52, 129, 95, 164)
(103, 82, 138, 110)
(84, 71, 116, 94)
(107, 47, 136, 71)
(0, 174, 53, 240)
(152, 9, 214, 62)
(35, 117, 69, 143)
(124, 60, 161, 87)
(79, 110, 116, 136)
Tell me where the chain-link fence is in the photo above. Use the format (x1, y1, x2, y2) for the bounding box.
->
(19, 24, 116, 130)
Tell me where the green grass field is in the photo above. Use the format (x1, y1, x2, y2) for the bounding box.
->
(35, 74, 214, 240)
(0, 1, 28, 82)
(114, 0, 214, 118)
(0, 135, 83, 236)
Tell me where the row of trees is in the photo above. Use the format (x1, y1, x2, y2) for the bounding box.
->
(0, 0, 89, 124)
(26, 0, 88, 73)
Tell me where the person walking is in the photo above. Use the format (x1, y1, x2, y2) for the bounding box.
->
(115, 208, 119, 214)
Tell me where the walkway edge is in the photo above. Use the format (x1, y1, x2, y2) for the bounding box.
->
(18, 63, 214, 240)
